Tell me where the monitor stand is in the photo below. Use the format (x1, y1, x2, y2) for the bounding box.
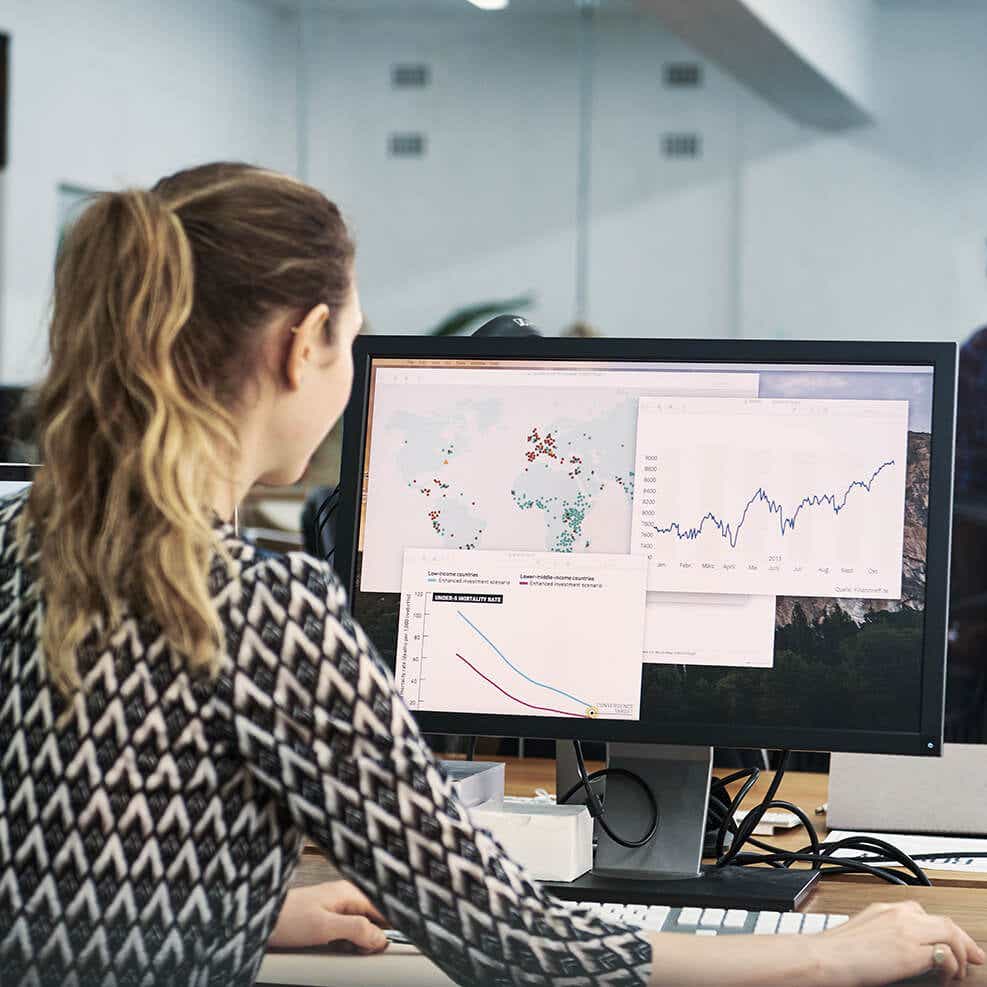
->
(539, 742, 819, 912)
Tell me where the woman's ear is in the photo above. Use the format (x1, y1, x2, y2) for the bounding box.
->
(285, 304, 331, 389)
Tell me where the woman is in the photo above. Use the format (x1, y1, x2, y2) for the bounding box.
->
(0, 162, 981, 986)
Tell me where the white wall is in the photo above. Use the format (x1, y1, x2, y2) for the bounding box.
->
(0, 0, 299, 382)
(305, 10, 583, 337)
(586, 15, 742, 338)
(302, 1, 987, 346)
(4, 1, 984, 360)
(301, 8, 747, 338)
(739, 0, 987, 342)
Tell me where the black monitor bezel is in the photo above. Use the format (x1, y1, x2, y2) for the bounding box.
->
(337, 336, 956, 756)
(0, 463, 33, 483)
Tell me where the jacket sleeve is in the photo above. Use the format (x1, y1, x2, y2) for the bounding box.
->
(216, 552, 654, 986)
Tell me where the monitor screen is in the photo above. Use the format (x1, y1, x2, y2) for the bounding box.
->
(338, 339, 955, 755)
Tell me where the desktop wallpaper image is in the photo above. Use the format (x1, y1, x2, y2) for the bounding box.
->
(350, 365, 933, 738)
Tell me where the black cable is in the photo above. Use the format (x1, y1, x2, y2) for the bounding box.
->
(465, 736, 478, 762)
(708, 767, 759, 846)
(716, 750, 791, 867)
(711, 768, 761, 790)
(729, 850, 912, 886)
(558, 741, 659, 849)
(746, 844, 923, 885)
(720, 799, 821, 862)
(813, 835, 931, 886)
(706, 792, 735, 830)
(712, 767, 761, 860)
(709, 753, 936, 886)
(560, 767, 659, 848)
(732, 829, 907, 884)
(729, 822, 933, 886)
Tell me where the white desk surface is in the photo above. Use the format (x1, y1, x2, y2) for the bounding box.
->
(258, 944, 451, 986)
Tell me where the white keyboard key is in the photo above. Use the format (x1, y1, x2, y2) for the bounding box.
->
(642, 906, 670, 930)
(624, 905, 648, 919)
(700, 908, 726, 928)
(753, 911, 781, 935)
(724, 909, 748, 929)
(641, 907, 670, 931)
(801, 914, 827, 934)
(600, 903, 624, 919)
(677, 907, 703, 927)
(695, 929, 717, 936)
(778, 913, 804, 934)
(825, 914, 850, 929)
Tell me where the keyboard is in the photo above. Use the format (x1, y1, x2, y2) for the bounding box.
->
(568, 903, 849, 936)
(381, 907, 850, 948)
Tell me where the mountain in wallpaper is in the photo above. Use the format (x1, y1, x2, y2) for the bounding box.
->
(776, 431, 930, 628)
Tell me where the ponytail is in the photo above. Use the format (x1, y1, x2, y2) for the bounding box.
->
(25, 189, 236, 695)
(23, 163, 353, 699)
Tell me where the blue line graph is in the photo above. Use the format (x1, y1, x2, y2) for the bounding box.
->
(650, 460, 896, 549)
(456, 610, 594, 709)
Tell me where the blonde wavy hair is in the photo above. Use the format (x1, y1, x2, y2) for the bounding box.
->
(22, 162, 354, 697)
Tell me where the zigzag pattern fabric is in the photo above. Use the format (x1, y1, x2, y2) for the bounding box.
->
(0, 491, 652, 986)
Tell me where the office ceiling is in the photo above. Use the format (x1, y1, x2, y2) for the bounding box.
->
(296, 0, 640, 15)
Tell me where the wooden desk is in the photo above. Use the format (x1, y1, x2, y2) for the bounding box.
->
(301, 757, 987, 887)
(478, 758, 987, 888)
(270, 759, 987, 986)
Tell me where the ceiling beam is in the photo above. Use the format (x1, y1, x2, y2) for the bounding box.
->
(640, 0, 874, 131)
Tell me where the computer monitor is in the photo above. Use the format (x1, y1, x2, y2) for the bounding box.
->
(336, 336, 956, 906)
(0, 463, 33, 498)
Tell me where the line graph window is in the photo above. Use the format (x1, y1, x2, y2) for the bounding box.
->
(396, 548, 647, 719)
(631, 397, 909, 599)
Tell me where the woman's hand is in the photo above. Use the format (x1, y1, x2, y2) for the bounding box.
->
(809, 901, 985, 987)
(268, 880, 389, 953)
(646, 900, 983, 987)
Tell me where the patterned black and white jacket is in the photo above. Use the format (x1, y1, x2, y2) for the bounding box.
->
(0, 490, 652, 986)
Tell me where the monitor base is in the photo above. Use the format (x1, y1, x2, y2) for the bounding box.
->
(540, 864, 821, 912)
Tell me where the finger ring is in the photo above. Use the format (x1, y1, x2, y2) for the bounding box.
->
(931, 944, 948, 968)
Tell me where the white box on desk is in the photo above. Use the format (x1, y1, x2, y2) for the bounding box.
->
(828, 743, 987, 835)
(440, 760, 505, 808)
(469, 800, 593, 882)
